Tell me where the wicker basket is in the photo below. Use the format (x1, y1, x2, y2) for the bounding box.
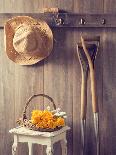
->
(17, 94, 62, 132)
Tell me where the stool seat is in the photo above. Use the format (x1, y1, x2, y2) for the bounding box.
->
(9, 126, 70, 155)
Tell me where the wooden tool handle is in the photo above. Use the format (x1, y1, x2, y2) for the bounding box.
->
(81, 36, 98, 113)
(81, 72, 88, 119)
(77, 45, 88, 119)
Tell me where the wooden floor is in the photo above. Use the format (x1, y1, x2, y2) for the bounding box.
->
(0, 0, 116, 155)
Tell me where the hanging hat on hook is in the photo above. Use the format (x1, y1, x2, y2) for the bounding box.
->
(4, 16, 53, 65)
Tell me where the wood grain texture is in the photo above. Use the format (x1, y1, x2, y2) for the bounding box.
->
(2, 13, 116, 29)
(73, 0, 103, 155)
(73, 29, 103, 155)
(73, 30, 81, 155)
(101, 1, 116, 155)
(74, 0, 104, 13)
(0, 31, 15, 155)
(104, 0, 116, 13)
(0, 0, 44, 155)
(0, 0, 44, 13)
(101, 29, 116, 155)
(0, 31, 44, 155)
(44, 29, 74, 155)
(43, 1, 74, 155)
(14, 64, 44, 155)
(0, 0, 116, 155)
(44, 0, 73, 12)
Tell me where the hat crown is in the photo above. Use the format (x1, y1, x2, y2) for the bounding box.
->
(5, 16, 53, 65)
(13, 24, 37, 54)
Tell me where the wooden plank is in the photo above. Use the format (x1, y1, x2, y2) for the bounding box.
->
(74, 0, 104, 13)
(101, 29, 116, 155)
(104, 0, 116, 13)
(0, 30, 15, 155)
(73, 0, 104, 155)
(72, 30, 82, 155)
(44, 28, 74, 155)
(1, 13, 116, 28)
(14, 64, 44, 155)
(1, 1, 116, 155)
(0, 29, 44, 155)
(43, 0, 73, 12)
(0, 0, 44, 13)
(0, 0, 44, 155)
(101, 1, 116, 155)
(43, 0, 73, 152)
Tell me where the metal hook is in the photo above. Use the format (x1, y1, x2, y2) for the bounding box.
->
(79, 18, 86, 25)
(53, 14, 64, 26)
(55, 17, 64, 25)
(101, 18, 106, 25)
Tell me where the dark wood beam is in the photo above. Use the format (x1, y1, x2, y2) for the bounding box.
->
(0, 13, 116, 28)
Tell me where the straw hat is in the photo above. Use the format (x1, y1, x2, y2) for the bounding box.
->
(4, 16, 53, 65)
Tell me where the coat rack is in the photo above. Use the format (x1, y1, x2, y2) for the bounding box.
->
(0, 13, 116, 28)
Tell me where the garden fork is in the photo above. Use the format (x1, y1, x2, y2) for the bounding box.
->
(77, 35, 100, 155)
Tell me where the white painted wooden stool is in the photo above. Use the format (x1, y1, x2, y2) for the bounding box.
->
(9, 126, 70, 155)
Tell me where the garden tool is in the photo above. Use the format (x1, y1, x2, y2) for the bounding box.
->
(77, 36, 100, 155)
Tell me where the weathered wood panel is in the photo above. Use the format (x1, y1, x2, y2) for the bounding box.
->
(0, 1, 44, 155)
(0, 0, 116, 155)
(44, 29, 74, 155)
(0, 31, 15, 155)
(73, 0, 103, 155)
(0, 0, 44, 13)
(104, 0, 116, 13)
(14, 64, 44, 155)
(101, 1, 116, 155)
(74, 0, 104, 13)
(0, 31, 44, 155)
(43, 1, 74, 155)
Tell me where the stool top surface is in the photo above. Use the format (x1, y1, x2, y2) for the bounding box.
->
(9, 126, 70, 137)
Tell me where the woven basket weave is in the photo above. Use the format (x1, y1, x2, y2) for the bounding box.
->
(17, 94, 62, 132)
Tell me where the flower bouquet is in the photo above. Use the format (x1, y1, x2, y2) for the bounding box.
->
(17, 94, 67, 132)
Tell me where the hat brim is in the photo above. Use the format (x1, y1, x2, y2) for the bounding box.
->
(4, 16, 53, 65)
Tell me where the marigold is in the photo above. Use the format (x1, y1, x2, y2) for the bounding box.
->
(56, 117, 65, 127)
(31, 109, 65, 129)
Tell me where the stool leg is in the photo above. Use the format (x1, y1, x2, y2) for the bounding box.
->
(61, 139, 67, 155)
(12, 135, 18, 155)
(28, 143, 33, 155)
(46, 145, 53, 155)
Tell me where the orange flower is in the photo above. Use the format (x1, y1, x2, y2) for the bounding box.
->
(56, 117, 65, 127)
(31, 109, 65, 129)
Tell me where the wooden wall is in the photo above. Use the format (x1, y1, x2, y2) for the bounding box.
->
(0, 0, 116, 155)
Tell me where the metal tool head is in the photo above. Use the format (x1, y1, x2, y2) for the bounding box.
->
(94, 112, 100, 155)
(77, 41, 99, 70)
(81, 119, 86, 155)
(77, 36, 100, 155)
(77, 43, 89, 73)
(83, 36, 100, 67)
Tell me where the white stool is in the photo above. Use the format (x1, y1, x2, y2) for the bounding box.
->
(9, 126, 70, 155)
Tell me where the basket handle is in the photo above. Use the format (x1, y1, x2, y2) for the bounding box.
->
(22, 94, 56, 120)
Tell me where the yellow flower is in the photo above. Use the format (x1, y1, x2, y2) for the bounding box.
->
(56, 117, 65, 127)
(31, 109, 65, 129)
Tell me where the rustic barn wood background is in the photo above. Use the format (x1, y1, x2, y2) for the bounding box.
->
(0, 0, 116, 155)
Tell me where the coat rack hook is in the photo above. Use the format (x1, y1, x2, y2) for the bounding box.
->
(53, 14, 64, 26)
(101, 18, 106, 25)
(79, 18, 86, 25)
